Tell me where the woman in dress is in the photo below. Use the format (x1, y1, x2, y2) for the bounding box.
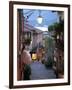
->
(21, 44, 32, 80)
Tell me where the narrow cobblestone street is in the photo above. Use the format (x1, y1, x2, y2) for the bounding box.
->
(30, 61, 56, 80)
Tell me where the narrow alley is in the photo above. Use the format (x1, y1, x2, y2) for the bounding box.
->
(30, 61, 56, 80)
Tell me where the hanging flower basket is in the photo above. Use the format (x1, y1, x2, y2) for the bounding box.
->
(24, 38, 31, 45)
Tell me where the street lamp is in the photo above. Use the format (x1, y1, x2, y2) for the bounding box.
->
(37, 10, 43, 24)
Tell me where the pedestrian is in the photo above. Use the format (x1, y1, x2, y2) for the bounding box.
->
(21, 44, 32, 80)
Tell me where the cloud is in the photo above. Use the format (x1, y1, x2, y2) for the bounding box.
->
(35, 26, 48, 31)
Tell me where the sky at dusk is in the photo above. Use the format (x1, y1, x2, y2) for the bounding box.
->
(23, 9, 59, 31)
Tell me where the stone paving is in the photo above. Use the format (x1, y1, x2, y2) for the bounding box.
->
(30, 61, 56, 80)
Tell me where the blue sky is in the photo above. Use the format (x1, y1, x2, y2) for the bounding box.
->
(23, 9, 59, 31)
